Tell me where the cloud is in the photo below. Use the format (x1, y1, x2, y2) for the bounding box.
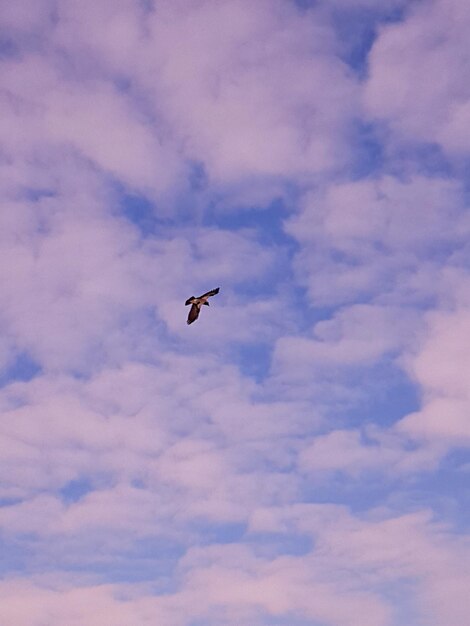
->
(286, 174, 469, 306)
(299, 427, 441, 476)
(51, 0, 360, 195)
(398, 279, 470, 443)
(249, 504, 470, 626)
(0, 196, 152, 370)
(0, 579, 173, 626)
(0, 2, 469, 625)
(2, 503, 467, 626)
(0, 54, 182, 196)
(365, 0, 470, 156)
(0, 0, 53, 34)
(274, 303, 418, 373)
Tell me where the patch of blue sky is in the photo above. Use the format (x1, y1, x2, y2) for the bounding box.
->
(0, 36, 19, 59)
(202, 195, 309, 332)
(0, 535, 32, 575)
(188, 616, 328, 626)
(338, 363, 420, 429)
(247, 531, 313, 559)
(292, 0, 409, 76)
(298, 451, 469, 529)
(376, 578, 422, 626)
(113, 75, 133, 95)
(24, 533, 185, 586)
(347, 120, 386, 179)
(59, 477, 94, 504)
(299, 359, 420, 432)
(292, 0, 318, 11)
(117, 170, 210, 236)
(397, 454, 470, 531)
(259, 617, 337, 626)
(118, 189, 165, 236)
(0, 353, 41, 388)
(331, 1, 410, 75)
(333, 9, 378, 76)
(387, 140, 454, 179)
(231, 342, 273, 382)
(426, 239, 470, 268)
(188, 160, 209, 193)
(190, 520, 247, 546)
(92, 537, 185, 586)
(21, 187, 56, 202)
(204, 195, 295, 248)
(0, 497, 23, 508)
(299, 471, 399, 514)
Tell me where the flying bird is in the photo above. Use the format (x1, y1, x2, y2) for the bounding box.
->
(185, 287, 220, 325)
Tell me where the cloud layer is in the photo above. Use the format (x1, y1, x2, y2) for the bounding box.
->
(0, 1, 469, 625)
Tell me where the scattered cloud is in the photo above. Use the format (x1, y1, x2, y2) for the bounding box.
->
(365, 0, 470, 157)
(0, 1, 468, 625)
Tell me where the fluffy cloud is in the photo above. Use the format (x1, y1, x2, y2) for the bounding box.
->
(0, 1, 468, 625)
(299, 427, 441, 476)
(365, 0, 470, 156)
(398, 279, 470, 443)
(50, 0, 360, 193)
(286, 174, 469, 306)
(1, 504, 468, 626)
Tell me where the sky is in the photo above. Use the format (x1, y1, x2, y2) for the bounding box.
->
(0, 0, 469, 625)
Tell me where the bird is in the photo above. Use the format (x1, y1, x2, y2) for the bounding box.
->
(185, 288, 220, 325)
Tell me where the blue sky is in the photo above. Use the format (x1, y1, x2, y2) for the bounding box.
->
(0, 1, 469, 625)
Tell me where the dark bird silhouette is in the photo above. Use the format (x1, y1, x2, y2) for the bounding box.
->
(185, 288, 220, 325)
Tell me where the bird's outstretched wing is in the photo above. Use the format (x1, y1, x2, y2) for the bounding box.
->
(187, 303, 200, 325)
(200, 287, 220, 299)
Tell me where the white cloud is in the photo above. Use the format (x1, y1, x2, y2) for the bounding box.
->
(365, 0, 470, 156)
(249, 504, 470, 626)
(0, 3, 468, 625)
(0, 54, 182, 196)
(274, 303, 418, 377)
(50, 0, 360, 194)
(2, 502, 467, 626)
(299, 427, 441, 476)
(398, 284, 470, 443)
(286, 174, 468, 305)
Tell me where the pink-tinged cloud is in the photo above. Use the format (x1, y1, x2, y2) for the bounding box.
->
(299, 428, 441, 476)
(249, 504, 470, 626)
(0, 2, 468, 625)
(0, 55, 182, 196)
(365, 0, 470, 156)
(286, 174, 468, 305)
(399, 286, 470, 443)
(51, 0, 359, 192)
(273, 303, 418, 377)
(1, 510, 467, 626)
